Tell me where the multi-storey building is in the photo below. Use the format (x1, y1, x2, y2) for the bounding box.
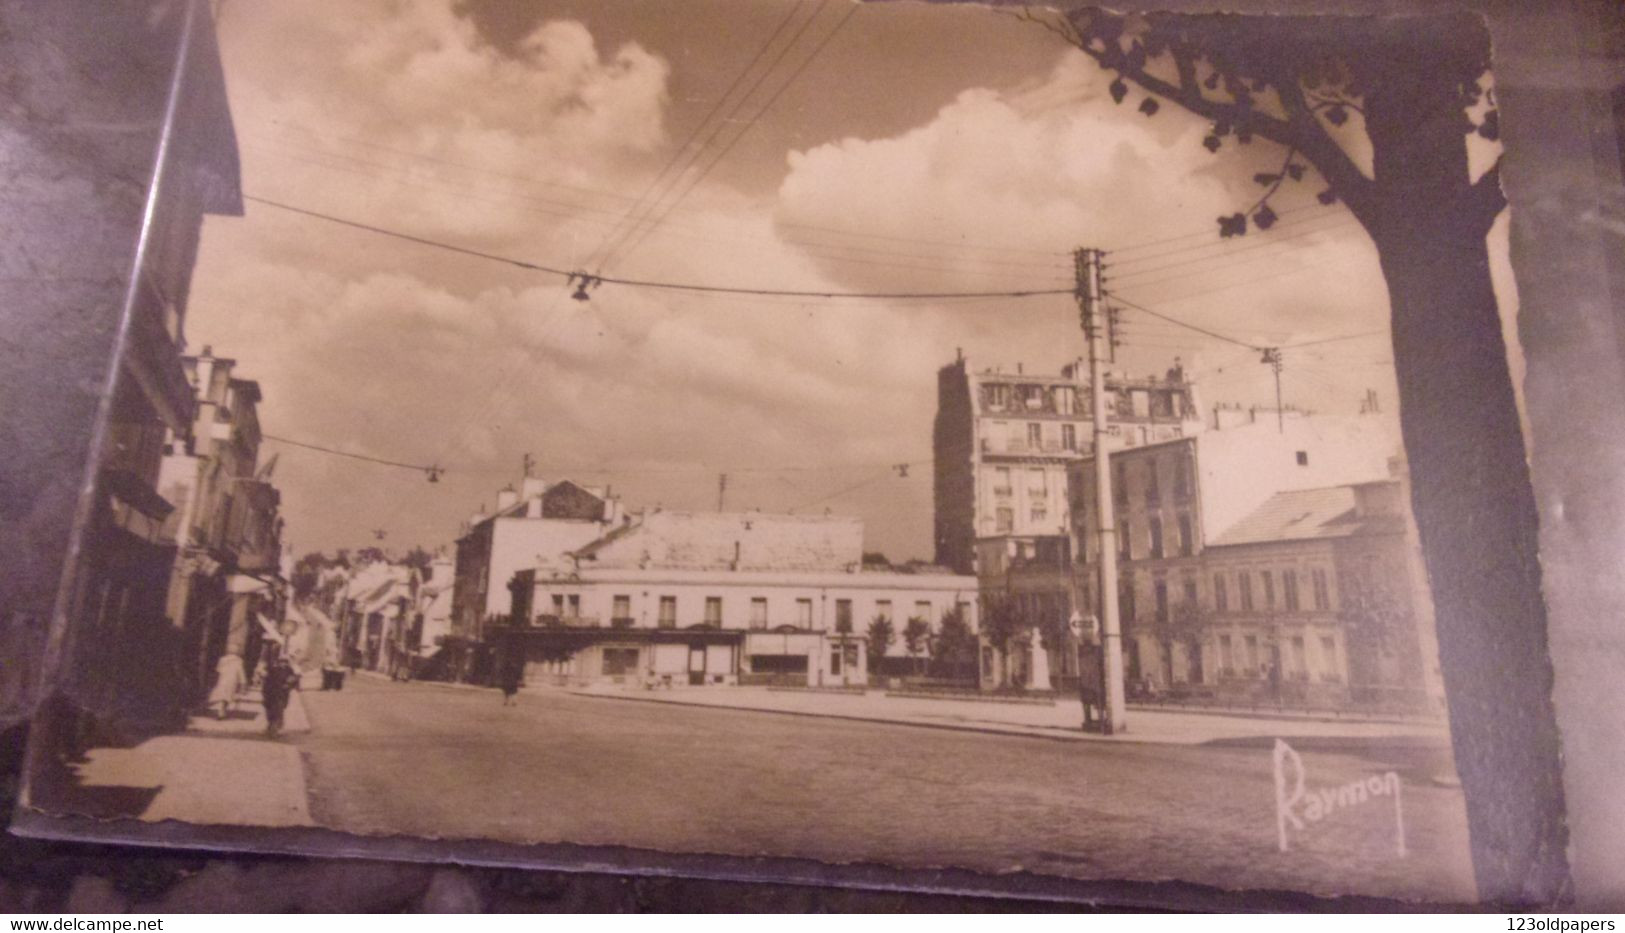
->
(502, 511, 978, 689)
(157, 349, 283, 698)
(10, 1, 245, 733)
(1067, 409, 1413, 706)
(447, 479, 624, 681)
(933, 354, 1202, 688)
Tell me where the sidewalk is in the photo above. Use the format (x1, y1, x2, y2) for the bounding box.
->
(567, 683, 1453, 749)
(54, 687, 314, 827)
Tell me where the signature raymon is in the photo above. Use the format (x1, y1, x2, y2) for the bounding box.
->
(1273, 739, 1407, 856)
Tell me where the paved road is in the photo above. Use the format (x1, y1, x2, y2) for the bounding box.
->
(294, 677, 1475, 903)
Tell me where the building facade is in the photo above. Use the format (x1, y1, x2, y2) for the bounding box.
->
(934, 354, 1202, 689)
(447, 479, 624, 681)
(500, 511, 978, 689)
(1066, 411, 1433, 710)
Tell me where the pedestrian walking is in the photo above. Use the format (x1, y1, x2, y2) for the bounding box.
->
(1074, 614, 1105, 732)
(260, 645, 300, 738)
(497, 650, 524, 706)
(206, 652, 246, 720)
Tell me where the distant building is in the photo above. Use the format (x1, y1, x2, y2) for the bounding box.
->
(447, 479, 625, 681)
(500, 511, 978, 688)
(934, 354, 1202, 690)
(1067, 410, 1411, 705)
(1200, 475, 1439, 710)
(157, 350, 283, 699)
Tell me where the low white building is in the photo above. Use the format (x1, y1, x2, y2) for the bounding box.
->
(501, 510, 978, 688)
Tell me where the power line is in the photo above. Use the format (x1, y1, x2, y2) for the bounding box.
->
(585, 0, 814, 272)
(244, 193, 1074, 300)
(263, 433, 437, 474)
(1104, 291, 1264, 351)
(609, 2, 860, 271)
(1109, 216, 1361, 281)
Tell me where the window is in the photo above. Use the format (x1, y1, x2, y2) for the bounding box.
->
(1183, 579, 1199, 609)
(796, 598, 813, 629)
(1290, 636, 1307, 678)
(1311, 568, 1331, 610)
(835, 599, 853, 633)
(1120, 580, 1136, 623)
(1114, 461, 1127, 505)
(1213, 574, 1228, 612)
(551, 594, 564, 616)
(1031, 505, 1048, 523)
(995, 507, 1014, 534)
(1238, 572, 1254, 611)
(1154, 579, 1169, 623)
(876, 600, 893, 622)
(1057, 386, 1076, 415)
(987, 383, 1010, 410)
(915, 601, 932, 623)
(704, 596, 722, 626)
(1145, 459, 1160, 505)
(1148, 516, 1164, 559)
(1028, 468, 1047, 497)
(1245, 635, 1260, 672)
(612, 594, 631, 623)
(1283, 569, 1300, 611)
(1062, 423, 1077, 451)
(1296, 450, 1309, 466)
(1320, 635, 1339, 679)
(1173, 456, 1189, 499)
(658, 596, 676, 628)
(602, 647, 640, 676)
(1177, 513, 1193, 557)
(749, 597, 768, 630)
(1261, 571, 1276, 609)
(1118, 518, 1132, 560)
(993, 467, 1012, 497)
(1027, 422, 1043, 448)
(1219, 635, 1234, 672)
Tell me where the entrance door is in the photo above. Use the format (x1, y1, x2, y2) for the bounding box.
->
(688, 645, 706, 686)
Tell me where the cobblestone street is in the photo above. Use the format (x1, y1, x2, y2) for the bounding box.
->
(294, 677, 1475, 904)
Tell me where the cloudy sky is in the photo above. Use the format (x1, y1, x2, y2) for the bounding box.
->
(188, 0, 1511, 562)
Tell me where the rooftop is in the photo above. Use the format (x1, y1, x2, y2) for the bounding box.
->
(573, 510, 864, 573)
(1207, 485, 1401, 548)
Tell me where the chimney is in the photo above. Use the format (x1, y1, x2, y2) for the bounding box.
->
(520, 476, 546, 501)
(496, 485, 518, 511)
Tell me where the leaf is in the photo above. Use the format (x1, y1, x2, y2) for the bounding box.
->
(1253, 205, 1278, 230)
(1286, 163, 1306, 181)
(1109, 77, 1128, 104)
(1324, 105, 1349, 126)
(1316, 188, 1338, 205)
(1203, 72, 1220, 90)
(1202, 134, 1222, 153)
(1217, 213, 1248, 238)
(1213, 120, 1231, 137)
(1235, 127, 1253, 144)
(1253, 172, 1280, 186)
(1138, 97, 1160, 116)
(1478, 109, 1500, 141)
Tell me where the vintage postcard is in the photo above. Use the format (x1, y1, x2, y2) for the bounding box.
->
(15, 0, 1545, 907)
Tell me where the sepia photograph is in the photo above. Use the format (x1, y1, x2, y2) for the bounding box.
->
(7, 0, 1578, 910)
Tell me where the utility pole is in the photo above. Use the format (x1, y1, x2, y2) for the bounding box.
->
(717, 473, 728, 512)
(521, 452, 535, 479)
(1076, 247, 1127, 735)
(1261, 348, 1284, 432)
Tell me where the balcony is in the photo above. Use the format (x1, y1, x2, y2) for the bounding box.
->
(536, 614, 602, 629)
(610, 616, 636, 629)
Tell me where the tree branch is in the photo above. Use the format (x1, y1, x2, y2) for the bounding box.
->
(1273, 76, 1378, 226)
(1070, 38, 1299, 150)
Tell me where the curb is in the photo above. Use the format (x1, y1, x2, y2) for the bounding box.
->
(567, 689, 1159, 747)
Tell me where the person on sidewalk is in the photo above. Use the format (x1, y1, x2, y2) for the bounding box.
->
(206, 652, 246, 720)
(497, 650, 524, 706)
(1073, 614, 1105, 733)
(261, 645, 300, 738)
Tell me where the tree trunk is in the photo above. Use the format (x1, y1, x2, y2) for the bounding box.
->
(1366, 63, 1569, 904)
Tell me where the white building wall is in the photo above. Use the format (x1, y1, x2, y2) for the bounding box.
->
(1195, 415, 1401, 545)
(527, 570, 978, 658)
(482, 519, 612, 618)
